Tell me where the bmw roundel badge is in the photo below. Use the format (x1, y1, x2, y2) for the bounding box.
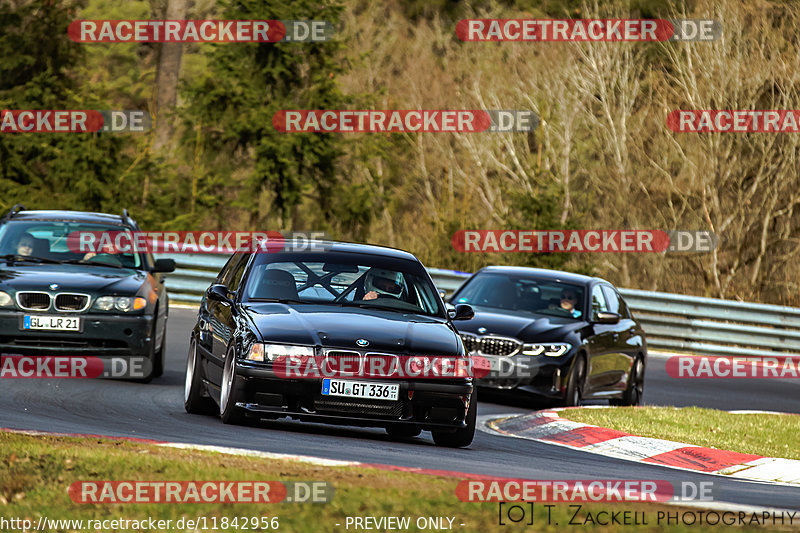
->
(356, 338, 369, 347)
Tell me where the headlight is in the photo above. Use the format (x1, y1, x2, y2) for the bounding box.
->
(262, 344, 315, 362)
(0, 291, 12, 307)
(94, 296, 115, 311)
(522, 343, 571, 357)
(94, 296, 147, 312)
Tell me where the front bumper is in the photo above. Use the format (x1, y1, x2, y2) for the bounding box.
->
(476, 353, 572, 398)
(234, 361, 474, 431)
(0, 309, 154, 356)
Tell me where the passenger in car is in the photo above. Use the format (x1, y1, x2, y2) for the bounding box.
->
(15, 234, 35, 256)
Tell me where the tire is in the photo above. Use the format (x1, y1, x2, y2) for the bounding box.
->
(135, 318, 160, 383)
(151, 319, 166, 378)
(385, 424, 422, 439)
(184, 337, 216, 415)
(432, 389, 477, 448)
(564, 355, 586, 407)
(611, 356, 645, 406)
(220, 348, 248, 425)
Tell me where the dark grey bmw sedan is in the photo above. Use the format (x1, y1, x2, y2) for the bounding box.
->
(449, 266, 647, 407)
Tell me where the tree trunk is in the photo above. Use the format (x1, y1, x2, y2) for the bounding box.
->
(152, 0, 188, 153)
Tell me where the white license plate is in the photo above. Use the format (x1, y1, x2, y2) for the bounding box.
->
(23, 315, 81, 331)
(321, 379, 399, 401)
(485, 355, 504, 372)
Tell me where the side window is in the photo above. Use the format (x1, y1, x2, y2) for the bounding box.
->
(601, 285, 621, 315)
(590, 285, 608, 319)
(618, 295, 631, 318)
(227, 255, 250, 293)
(216, 254, 241, 285)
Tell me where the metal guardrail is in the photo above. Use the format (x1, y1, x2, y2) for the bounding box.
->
(157, 252, 800, 358)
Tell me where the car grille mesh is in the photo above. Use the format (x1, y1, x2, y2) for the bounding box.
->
(17, 292, 50, 311)
(314, 397, 403, 417)
(323, 350, 362, 374)
(16, 292, 91, 312)
(322, 351, 401, 377)
(460, 334, 521, 356)
(54, 294, 89, 311)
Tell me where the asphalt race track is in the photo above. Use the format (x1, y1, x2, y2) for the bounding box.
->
(1, 308, 799, 511)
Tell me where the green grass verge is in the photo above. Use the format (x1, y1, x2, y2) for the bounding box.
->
(0, 431, 781, 532)
(559, 407, 800, 460)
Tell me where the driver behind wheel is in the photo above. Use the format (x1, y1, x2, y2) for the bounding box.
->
(559, 289, 578, 312)
(363, 268, 403, 301)
(548, 288, 582, 318)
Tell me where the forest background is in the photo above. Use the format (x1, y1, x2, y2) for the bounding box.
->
(2, 0, 799, 305)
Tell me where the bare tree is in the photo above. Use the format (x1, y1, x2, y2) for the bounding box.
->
(152, 0, 188, 152)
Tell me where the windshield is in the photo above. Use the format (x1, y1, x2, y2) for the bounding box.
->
(453, 272, 585, 319)
(0, 220, 142, 269)
(241, 253, 444, 317)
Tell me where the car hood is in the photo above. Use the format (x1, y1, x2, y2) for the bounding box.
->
(243, 303, 460, 355)
(453, 306, 587, 341)
(0, 263, 146, 294)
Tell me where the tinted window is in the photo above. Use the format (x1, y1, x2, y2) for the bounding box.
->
(601, 285, 620, 314)
(241, 252, 443, 317)
(590, 285, 608, 319)
(226, 255, 250, 292)
(0, 220, 142, 268)
(601, 285, 630, 318)
(453, 272, 585, 319)
(216, 254, 240, 285)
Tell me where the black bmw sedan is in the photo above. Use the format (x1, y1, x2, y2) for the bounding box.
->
(449, 266, 646, 406)
(184, 241, 478, 447)
(0, 206, 175, 381)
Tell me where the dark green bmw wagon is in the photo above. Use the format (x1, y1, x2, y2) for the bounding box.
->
(0, 206, 175, 381)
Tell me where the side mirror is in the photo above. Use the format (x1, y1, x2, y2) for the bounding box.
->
(594, 311, 621, 324)
(450, 303, 475, 321)
(152, 258, 176, 273)
(207, 284, 231, 304)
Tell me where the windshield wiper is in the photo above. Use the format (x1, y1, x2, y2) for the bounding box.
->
(1, 254, 62, 265)
(53, 258, 129, 269)
(349, 302, 411, 314)
(248, 297, 307, 304)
